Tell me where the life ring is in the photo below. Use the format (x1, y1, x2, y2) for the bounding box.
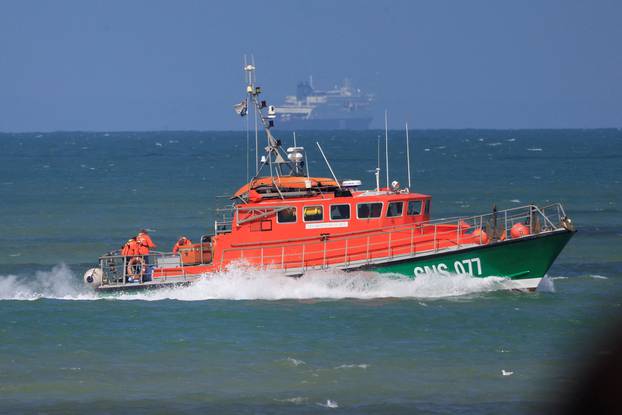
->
(126, 256, 146, 281)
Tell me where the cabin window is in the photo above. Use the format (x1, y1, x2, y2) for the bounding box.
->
(407, 200, 422, 216)
(303, 206, 324, 222)
(424, 200, 431, 215)
(277, 207, 297, 224)
(250, 220, 272, 232)
(357, 202, 382, 219)
(387, 201, 404, 217)
(330, 204, 350, 220)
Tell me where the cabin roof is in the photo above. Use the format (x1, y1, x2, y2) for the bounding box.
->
(233, 176, 339, 198)
(235, 189, 431, 208)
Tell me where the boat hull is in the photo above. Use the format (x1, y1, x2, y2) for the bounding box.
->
(370, 228, 575, 290)
(95, 229, 574, 293)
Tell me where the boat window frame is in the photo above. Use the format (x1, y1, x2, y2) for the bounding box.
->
(356, 202, 384, 220)
(407, 200, 423, 216)
(386, 201, 404, 218)
(276, 207, 298, 224)
(329, 203, 351, 221)
(424, 199, 431, 215)
(302, 205, 324, 222)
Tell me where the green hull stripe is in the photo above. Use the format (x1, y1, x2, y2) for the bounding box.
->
(371, 229, 574, 280)
(505, 270, 530, 278)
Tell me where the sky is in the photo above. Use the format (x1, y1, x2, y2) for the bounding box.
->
(0, 0, 620, 131)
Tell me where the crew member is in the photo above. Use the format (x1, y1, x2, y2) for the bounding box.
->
(137, 229, 156, 255)
(172, 236, 192, 253)
(121, 237, 139, 256)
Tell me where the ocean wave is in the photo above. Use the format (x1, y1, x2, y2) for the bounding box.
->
(317, 400, 339, 408)
(589, 274, 608, 279)
(334, 363, 369, 369)
(0, 264, 514, 302)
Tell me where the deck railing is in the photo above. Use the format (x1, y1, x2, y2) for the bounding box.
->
(98, 203, 569, 283)
(98, 251, 184, 286)
(218, 203, 569, 273)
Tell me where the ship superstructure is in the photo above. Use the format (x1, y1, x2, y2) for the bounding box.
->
(275, 78, 374, 130)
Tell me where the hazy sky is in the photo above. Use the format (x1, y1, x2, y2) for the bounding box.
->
(1, 0, 620, 131)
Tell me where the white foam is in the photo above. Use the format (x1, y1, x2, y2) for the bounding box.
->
(284, 357, 306, 366)
(0, 264, 510, 302)
(0, 264, 97, 301)
(275, 397, 308, 404)
(589, 275, 608, 280)
(536, 276, 556, 293)
(318, 400, 339, 408)
(110, 266, 508, 301)
(334, 363, 369, 369)
(527, 147, 543, 152)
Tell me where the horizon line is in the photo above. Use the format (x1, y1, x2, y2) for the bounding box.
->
(1, 127, 621, 135)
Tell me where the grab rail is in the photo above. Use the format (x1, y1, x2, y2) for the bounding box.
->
(217, 203, 569, 272)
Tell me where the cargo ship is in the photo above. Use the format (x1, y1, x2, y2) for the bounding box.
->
(273, 78, 374, 130)
(83, 64, 575, 293)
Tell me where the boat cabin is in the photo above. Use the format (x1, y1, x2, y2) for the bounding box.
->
(217, 178, 431, 245)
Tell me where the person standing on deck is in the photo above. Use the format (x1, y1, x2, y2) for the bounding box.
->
(172, 236, 192, 253)
(121, 237, 139, 256)
(137, 229, 156, 254)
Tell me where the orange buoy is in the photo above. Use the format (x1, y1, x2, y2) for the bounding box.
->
(471, 228, 489, 244)
(510, 223, 530, 239)
(499, 230, 507, 241)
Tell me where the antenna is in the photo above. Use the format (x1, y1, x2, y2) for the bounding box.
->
(385, 110, 389, 189)
(406, 121, 412, 189)
(376, 135, 381, 191)
(252, 55, 259, 173)
(316, 142, 342, 190)
(293, 131, 297, 147)
(243, 55, 250, 181)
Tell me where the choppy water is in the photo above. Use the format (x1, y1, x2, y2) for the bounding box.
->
(1, 129, 621, 414)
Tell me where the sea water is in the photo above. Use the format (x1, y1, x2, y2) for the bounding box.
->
(1, 129, 621, 413)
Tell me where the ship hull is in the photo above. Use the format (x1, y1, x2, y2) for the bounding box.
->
(370, 228, 575, 290)
(96, 229, 574, 293)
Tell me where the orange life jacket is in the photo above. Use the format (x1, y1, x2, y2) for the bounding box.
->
(137, 243, 150, 255)
(121, 242, 131, 256)
(122, 239, 140, 256)
(173, 237, 192, 253)
(137, 232, 156, 249)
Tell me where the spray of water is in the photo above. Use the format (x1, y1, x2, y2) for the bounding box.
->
(0, 263, 549, 302)
(0, 264, 96, 301)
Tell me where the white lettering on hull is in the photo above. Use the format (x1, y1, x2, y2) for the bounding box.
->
(414, 257, 483, 277)
(305, 222, 348, 230)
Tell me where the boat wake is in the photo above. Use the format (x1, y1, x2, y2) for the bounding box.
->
(117, 265, 509, 301)
(0, 263, 532, 302)
(0, 264, 96, 301)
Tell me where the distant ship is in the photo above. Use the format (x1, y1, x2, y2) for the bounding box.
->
(274, 78, 374, 130)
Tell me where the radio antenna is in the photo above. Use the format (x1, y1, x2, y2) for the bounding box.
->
(243, 55, 250, 182)
(316, 142, 342, 190)
(375, 135, 381, 191)
(252, 54, 258, 173)
(385, 110, 389, 189)
(406, 121, 412, 189)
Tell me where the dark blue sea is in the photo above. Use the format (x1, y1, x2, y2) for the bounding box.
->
(1, 129, 621, 414)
